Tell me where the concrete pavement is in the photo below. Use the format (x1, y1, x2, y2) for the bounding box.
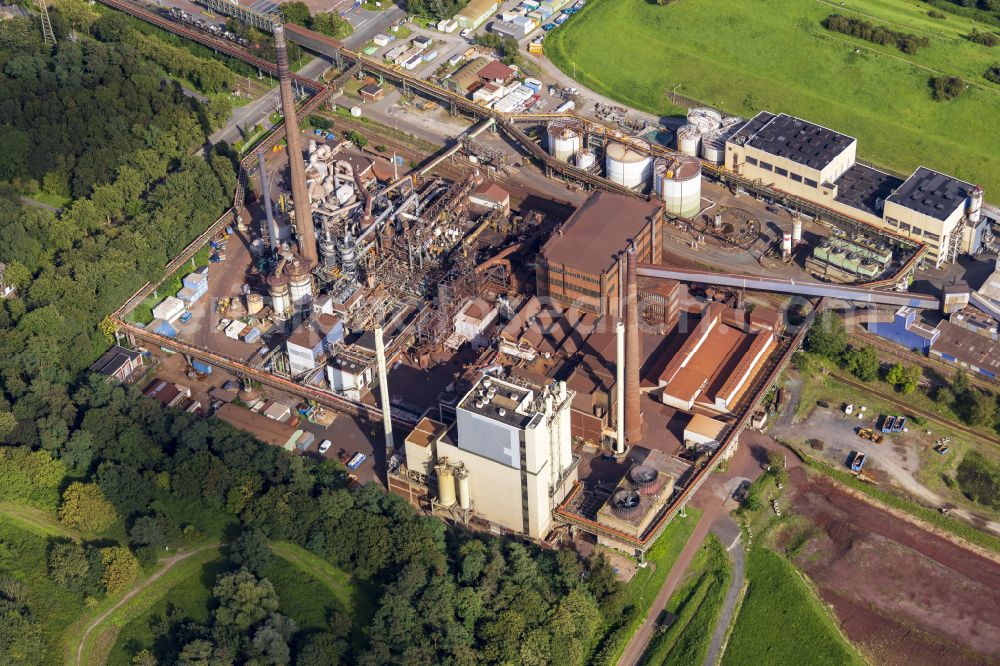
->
(703, 519, 746, 666)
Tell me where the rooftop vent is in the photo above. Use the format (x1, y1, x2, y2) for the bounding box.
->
(610, 489, 642, 519)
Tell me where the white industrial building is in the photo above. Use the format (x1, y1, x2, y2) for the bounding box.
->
(401, 373, 579, 539)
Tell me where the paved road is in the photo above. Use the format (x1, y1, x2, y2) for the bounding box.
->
(75, 543, 219, 666)
(703, 519, 745, 666)
(618, 441, 765, 666)
(210, 57, 332, 145)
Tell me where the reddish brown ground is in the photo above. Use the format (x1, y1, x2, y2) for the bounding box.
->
(787, 465, 1000, 665)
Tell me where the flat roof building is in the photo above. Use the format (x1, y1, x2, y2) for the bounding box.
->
(454, 0, 498, 29)
(91, 345, 143, 384)
(727, 112, 987, 267)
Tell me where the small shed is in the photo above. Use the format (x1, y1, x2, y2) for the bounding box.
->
(683, 413, 727, 450)
(360, 83, 385, 103)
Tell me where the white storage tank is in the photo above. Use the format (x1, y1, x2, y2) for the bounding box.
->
(246, 292, 263, 316)
(676, 124, 702, 157)
(436, 461, 456, 507)
(455, 465, 471, 510)
(687, 107, 722, 132)
(656, 155, 702, 219)
(606, 140, 652, 190)
(547, 120, 582, 162)
(700, 129, 727, 164)
(792, 215, 803, 246)
(286, 258, 313, 308)
(268, 274, 291, 317)
(575, 148, 596, 170)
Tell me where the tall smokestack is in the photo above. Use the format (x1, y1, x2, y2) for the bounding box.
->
(273, 23, 318, 265)
(615, 320, 626, 454)
(624, 244, 643, 444)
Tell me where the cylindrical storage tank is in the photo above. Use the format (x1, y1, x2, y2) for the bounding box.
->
(660, 155, 702, 219)
(676, 125, 702, 157)
(268, 274, 290, 317)
(792, 216, 803, 245)
(782, 232, 792, 258)
(547, 120, 582, 162)
(576, 148, 596, 170)
(605, 141, 652, 190)
(700, 129, 727, 164)
(687, 107, 722, 132)
(246, 293, 263, 316)
(455, 465, 471, 510)
(285, 258, 313, 308)
(436, 463, 456, 507)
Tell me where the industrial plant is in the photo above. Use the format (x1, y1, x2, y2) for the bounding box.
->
(101, 0, 1000, 566)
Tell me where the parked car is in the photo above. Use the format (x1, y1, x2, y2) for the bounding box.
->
(460, 28, 471, 38)
(319, 440, 332, 454)
(542, 23, 557, 31)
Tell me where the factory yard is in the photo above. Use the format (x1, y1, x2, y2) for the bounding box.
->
(772, 369, 1000, 537)
(545, 0, 1000, 192)
(784, 464, 1000, 665)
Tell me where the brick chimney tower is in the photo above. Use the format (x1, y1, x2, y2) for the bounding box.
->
(273, 23, 317, 265)
(625, 243, 643, 443)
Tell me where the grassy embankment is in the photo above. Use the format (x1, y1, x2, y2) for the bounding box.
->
(546, 0, 1000, 192)
(639, 534, 730, 666)
(722, 546, 865, 666)
(594, 508, 702, 665)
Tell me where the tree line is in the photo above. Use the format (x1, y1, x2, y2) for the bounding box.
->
(279, 2, 354, 39)
(822, 14, 931, 54)
(802, 312, 1000, 431)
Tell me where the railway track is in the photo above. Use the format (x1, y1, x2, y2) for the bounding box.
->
(831, 372, 1000, 448)
(851, 326, 1000, 393)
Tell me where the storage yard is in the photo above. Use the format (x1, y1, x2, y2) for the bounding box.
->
(544, 0, 1000, 194)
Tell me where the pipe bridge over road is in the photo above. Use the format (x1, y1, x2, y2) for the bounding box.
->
(636, 264, 940, 308)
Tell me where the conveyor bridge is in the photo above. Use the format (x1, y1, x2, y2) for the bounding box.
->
(636, 264, 939, 308)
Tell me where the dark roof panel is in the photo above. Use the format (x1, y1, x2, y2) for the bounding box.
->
(887, 166, 974, 221)
(834, 164, 904, 218)
(731, 112, 854, 171)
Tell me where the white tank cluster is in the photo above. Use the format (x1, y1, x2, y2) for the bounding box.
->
(677, 108, 747, 163)
(654, 155, 702, 219)
(305, 141, 365, 213)
(547, 120, 583, 163)
(435, 458, 471, 510)
(968, 185, 984, 224)
(606, 140, 653, 190)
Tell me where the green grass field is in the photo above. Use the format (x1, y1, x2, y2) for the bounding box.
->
(639, 535, 730, 666)
(722, 547, 864, 666)
(546, 0, 1000, 192)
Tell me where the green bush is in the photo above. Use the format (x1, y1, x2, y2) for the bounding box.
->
(956, 451, 1000, 509)
(0, 447, 66, 511)
(929, 75, 967, 100)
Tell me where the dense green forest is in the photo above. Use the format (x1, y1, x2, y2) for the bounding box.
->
(0, 9, 626, 666)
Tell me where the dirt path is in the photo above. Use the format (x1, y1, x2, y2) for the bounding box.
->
(703, 520, 745, 666)
(74, 544, 219, 666)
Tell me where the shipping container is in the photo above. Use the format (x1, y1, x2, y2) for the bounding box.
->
(225, 319, 246, 339)
(423, 49, 438, 62)
(191, 359, 213, 375)
(555, 100, 575, 112)
(242, 326, 261, 344)
(152, 296, 185, 323)
(523, 77, 542, 92)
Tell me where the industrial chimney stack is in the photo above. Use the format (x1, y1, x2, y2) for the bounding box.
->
(273, 23, 318, 265)
(624, 244, 643, 444)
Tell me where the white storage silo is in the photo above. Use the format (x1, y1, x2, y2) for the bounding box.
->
(268, 274, 291, 317)
(455, 465, 471, 510)
(687, 107, 722, 132)
(576, 149, 597, 170)
(436, 461, 456, 507)
(606, 140, 652, 189)
(968, 185, 984, 224)
(286, 257, 313, 308)
(246, 292, 263, 316)
(782, 232, 793, 258)
(547, 120, 582, 163)
(676, 124, 702, 157)
(700, 129, 727, 164)
(656, 155, 702, 219)
(792, 215, 803, 246)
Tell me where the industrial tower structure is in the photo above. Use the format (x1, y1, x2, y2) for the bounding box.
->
(272, 23, 318, 265)
(624, 244, 644, 443)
